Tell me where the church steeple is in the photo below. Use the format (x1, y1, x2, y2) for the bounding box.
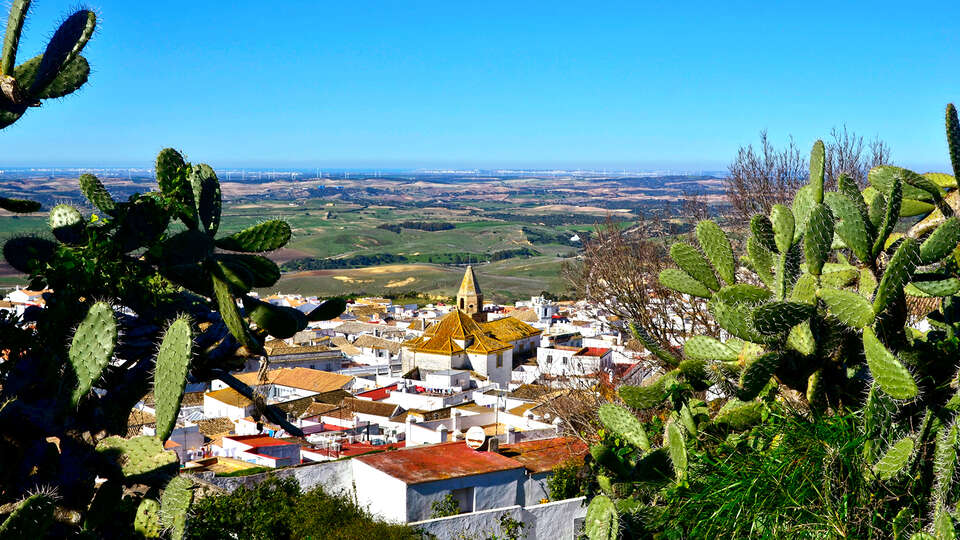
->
(457, 265, 485, 321)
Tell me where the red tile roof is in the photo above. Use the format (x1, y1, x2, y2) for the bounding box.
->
(355, 384, 397, 401)
(356, 441, 523, 484)
(499, 437, 588, 474)
(227, 435, 295, 448)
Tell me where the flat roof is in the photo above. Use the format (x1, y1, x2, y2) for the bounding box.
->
(499, 437, 588, 474)
(356, 441, 523, 484)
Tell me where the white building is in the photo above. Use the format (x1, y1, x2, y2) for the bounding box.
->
(536, 346, 613, 378)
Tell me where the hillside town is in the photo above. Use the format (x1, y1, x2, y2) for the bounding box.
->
(1, 266, 651, 534)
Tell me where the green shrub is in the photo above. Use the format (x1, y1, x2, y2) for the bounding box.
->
(188, 476, 419, 540)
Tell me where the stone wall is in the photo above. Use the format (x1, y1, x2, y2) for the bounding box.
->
(191, 458, 354, 496)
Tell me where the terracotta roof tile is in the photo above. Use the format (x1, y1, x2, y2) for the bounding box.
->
(499, 437, 588, 474)
(357, 441, 522, 484)
(231, 367, 354, 394)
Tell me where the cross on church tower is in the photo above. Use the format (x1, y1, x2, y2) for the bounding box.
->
(456, 265, 485, 322)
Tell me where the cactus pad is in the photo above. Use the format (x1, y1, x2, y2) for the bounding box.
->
(134, 499, 163, 538)
(870, 166, 938, 202)
(809, 139, 826, 201)
(818, 288, 875, 328)
(750, 214, 778, 253)
(804, 203, 833, 275)
(825, 192, 871, 262)
(669, 242, 720, 291)
(738, 352, 781, 400)
(792, 184, 816, 243)
(874, 238, 919, 315)
(770, 204, 795, 254)
(0, 196, 41, 213)
(243, 296, 307, 339)
(212, 273, 261, 354)
(49, 203, 85, 244)
(307, 298, 347, 321)
(713, 284, 772, 305)
(696, 220, 736, 285)
(872, 436, 915, 480)
(787, 321, 816, 356)
(710, 299, 765, 343)
(598, 403, 650, 451)
(585, 495, 618, 540)
(215, 220, 291, 252)
(683, 336, 739, 361)
(154, 316, 193, 441)
(70, 301, 117, 406)
(619, 377, 667, 410)
(659, 269, 712, 298)
(713, 399, 764, 430)
(906, 277, 960, 297)
(216, 254, 281, 288)
(747, 236, 776, 288)
(156, 148, 194, 211)
(933, 421, 958, 505)
(3, 236, 56, 274)
(919, 217, 960, 265)
(665, 421, 687, 481)
(96, 435, 179, 481)
(872, 177, 902, 258)
(820, 268, 859, 289)
(863, 327, 918, 400)
(948, 104, 960, 180)
(161, 476, 195, 540)
(753, 302, 814, 335)
(189, 164, 221, 235)
(0, 493, 54, 537)
(78, 173, 115, 213)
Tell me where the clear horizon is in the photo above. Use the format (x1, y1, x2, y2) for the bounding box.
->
(1, 1, 958, 172)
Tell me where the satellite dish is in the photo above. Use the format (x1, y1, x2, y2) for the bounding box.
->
(465, 426, 486, 450)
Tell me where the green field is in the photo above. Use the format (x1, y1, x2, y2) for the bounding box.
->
(0, 198, 605, 300)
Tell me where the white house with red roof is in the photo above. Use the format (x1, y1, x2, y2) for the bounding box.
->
(352, 438, 587, 523)
(214, 434, 300, 468)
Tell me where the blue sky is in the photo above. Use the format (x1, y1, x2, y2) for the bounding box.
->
(2, 0, 959, 170)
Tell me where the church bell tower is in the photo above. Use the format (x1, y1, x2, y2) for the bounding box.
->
(457, 265, 485, 321)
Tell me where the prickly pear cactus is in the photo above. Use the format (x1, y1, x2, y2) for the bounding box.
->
(69, 302, 117, 406)
(96, 435, 179, 482)
(154, 316, 193, 441)
(0, 0, 96, 129)
(595, 104, 960, 536)
(160, 476, 195, 540)
(134, 499, 163, 538)
(0, 493, 54, 538)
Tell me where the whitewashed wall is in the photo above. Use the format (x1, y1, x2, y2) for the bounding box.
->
(409, 497, 586, 540)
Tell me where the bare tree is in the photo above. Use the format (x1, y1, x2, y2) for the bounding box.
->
(562, 217, 719, 354)
(824, 125, 891, 189)
(725, 128, 892, 225)
(725, 130, 807, 224)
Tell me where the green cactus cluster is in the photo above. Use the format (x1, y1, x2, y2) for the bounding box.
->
(0, 148, 346, 535)
(588, 103, 960, 537)
(0, 0, 95, 129)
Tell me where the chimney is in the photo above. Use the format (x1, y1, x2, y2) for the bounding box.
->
(486, 437, 499, 453)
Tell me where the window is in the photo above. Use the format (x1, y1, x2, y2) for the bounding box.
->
(451, 487, 475, 512)
(460, 298, 465, 309)
(546, 355, 553, 364)
(496, 353, 503, 368)
(562, 357, 568, 366)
